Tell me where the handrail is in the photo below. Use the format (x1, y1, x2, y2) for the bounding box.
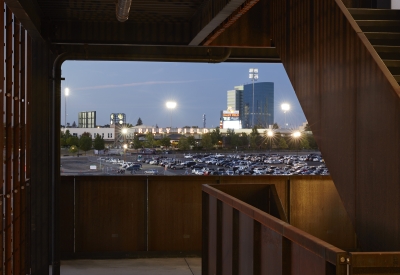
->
(202, 184, 347, 266)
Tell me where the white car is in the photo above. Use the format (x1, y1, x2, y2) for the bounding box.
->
(144, 169, 159, 175)
(184, 154, 193, 159)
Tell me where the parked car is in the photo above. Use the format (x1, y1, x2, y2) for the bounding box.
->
(144, 169, 159, 175)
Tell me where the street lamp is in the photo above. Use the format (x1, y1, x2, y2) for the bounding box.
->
(249, 68, 258, 128)
(122, 128, 128, 161)
(64, 88, 69, 127)
(166, 101, 177, 129)
(281, 103, 290, 128)
(267, 130, 274, 154)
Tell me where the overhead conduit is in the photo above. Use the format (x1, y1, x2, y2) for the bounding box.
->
(116, 0, 132, 22)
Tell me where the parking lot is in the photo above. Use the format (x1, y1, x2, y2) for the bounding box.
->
(61, 151, 328, 176)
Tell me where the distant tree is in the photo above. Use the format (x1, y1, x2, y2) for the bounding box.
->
(156, 124, 159, 128)
(71, 121, 77, 128)
(210, 127, 222, 145)
(249, 126, 261, 149)
(201, 133, 213, 150)
(304, 123, 312, 131)
(136, 117, 143, 126)
(144, 132, 155, 148)
(66, 136, 79, 147)
(300, 137, 310, 150)
(278, 136, 288, 149)
(239, 133, 249, 148)
(93, 134, 105, 150)
(133, 135, 142, 149)
(272, 123, 279, 129)
(187, 136, 196, 147)
(306, 133, 318, 150)
(159, 136, 171, 147)
(79, 132, 92, 155)
(125, 123, 134, 128)
(178, 137, 190, 150)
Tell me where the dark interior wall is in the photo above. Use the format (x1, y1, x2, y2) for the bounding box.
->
(30, 38, 56, 275)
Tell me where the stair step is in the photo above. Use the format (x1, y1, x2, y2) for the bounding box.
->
(374, 46, 400, 59)
(365, 32, 400, 46)
(383, 60, 400, 74)
(349, 8, 400, 20)
(394, 75, 400, 83)
(357, 20, 400, 32)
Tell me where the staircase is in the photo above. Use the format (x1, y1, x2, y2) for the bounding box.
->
(349, 8, 400, 85)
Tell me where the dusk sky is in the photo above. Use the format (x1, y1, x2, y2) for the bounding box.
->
(61, 61, 307, 129)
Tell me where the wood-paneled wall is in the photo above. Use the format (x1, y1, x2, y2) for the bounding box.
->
(270, 0, 400, 251)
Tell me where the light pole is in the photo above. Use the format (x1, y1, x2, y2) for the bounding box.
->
(249, 68, 258, 128)
(64, 87, 69, 127)
(166, 101, 177, 129)
(281, 103, 290, 128)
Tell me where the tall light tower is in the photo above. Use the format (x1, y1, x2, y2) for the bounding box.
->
(166, 101, 177, 128)
(281, 103, 290, 128)
(249, 68, 258, 128)
(64, 87, 69, 127)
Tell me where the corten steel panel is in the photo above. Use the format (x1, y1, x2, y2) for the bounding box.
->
(350, 252, 400, 274)
(260, 225, 283, 275)
(19, 25, 28, 275)
(147, 176, 212, 251)
(5, 8, 13, 274)
(13, 17, 21, 275)
(218, 175, 288, 214)
(290, 241, 326, 275)
(290, 176, 357, 251)
(208, 0, 272, 47)
(75, 177, 146, 254)
(213, 184, 271, 212)
(52, 21, 192, 45)
(238, 212, 254, 275)
(59, 177, 75, 259)
(208, 196, 217, 275)
(30, 38, 55, 275)
(222, 203, 233, 275)
(0, 0, 4, 272)
(270, 0, 400, 251)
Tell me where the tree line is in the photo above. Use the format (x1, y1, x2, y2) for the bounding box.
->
(61, 130, 105, 155)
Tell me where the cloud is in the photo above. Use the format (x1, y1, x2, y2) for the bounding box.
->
(73, 80, 198, 91)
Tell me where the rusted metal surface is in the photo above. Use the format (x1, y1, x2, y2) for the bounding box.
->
(29, 38, 55, 275)
(238, 212, 253, 274)
(221, 203, 233, 275)
(207, 196, 217, 275)
(5, 7, 13, 274)
(0, 1, 4, 273)
(270, 0, 400, 252)
(203, 183, 349, 275)
(13, 17, 21, 275)
(290, 177, 357, 250)
(19, 25, 27, 275)
(74, 178, 146, 256)
(349, 252, 400, 274)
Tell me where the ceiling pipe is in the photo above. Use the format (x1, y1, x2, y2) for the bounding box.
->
(116, 0, 132, 22)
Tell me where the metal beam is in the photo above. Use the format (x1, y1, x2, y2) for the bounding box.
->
(190, 0, 250, 46)
(49, 21, 192, 45)
(54, 44, 279, 63)
(4, 0, 42, 40)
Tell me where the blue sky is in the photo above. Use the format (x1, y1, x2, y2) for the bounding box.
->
(61, 61, 307, 129)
